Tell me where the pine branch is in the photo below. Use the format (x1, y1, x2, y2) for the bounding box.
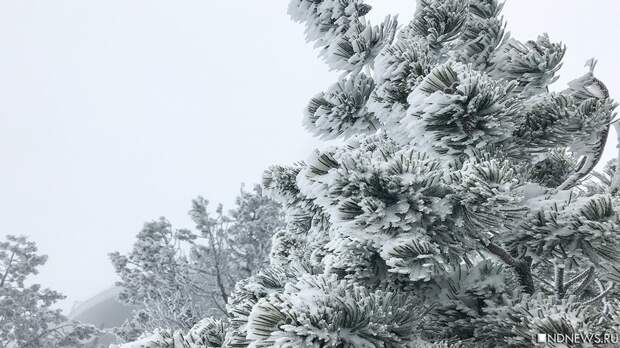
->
(595, 279, 612, 323)
(484, 241, 535, 294)
(572, 266, 596, 296)
(564, 266, 594, 289)
(556, 154, 602, 191)
(581, 283, 614, 306)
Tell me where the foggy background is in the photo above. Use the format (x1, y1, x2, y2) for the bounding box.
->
(1, 0, 618, 313)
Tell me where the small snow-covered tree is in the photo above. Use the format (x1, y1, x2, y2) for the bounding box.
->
(110, 218, 204, 341)
(227, 185, 285, 278)
(0, 235, 99, 348)
(116, 1, 620, 347)
(110, 185, 283, 343)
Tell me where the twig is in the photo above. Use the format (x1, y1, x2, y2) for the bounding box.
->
(555, 263, 565, 298)
(582, 283, 614, 306)
(564, 266, 594, 289)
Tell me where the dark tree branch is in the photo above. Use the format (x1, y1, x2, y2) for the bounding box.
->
(555, 264, 565, 298)
(484, 241, 535, 294)
(0, 251, 15, 288)
(214, 260, 228, 305)
(205, 224, 229, 305)
(210, 292, 227, 316)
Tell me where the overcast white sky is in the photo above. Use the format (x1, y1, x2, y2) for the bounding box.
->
(1, 0, 619, 313)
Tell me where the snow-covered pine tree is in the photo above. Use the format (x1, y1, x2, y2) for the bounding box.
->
(110, 185, 283, 343)
(115, 1, 620, 347)
(0, 235, 100, 348)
